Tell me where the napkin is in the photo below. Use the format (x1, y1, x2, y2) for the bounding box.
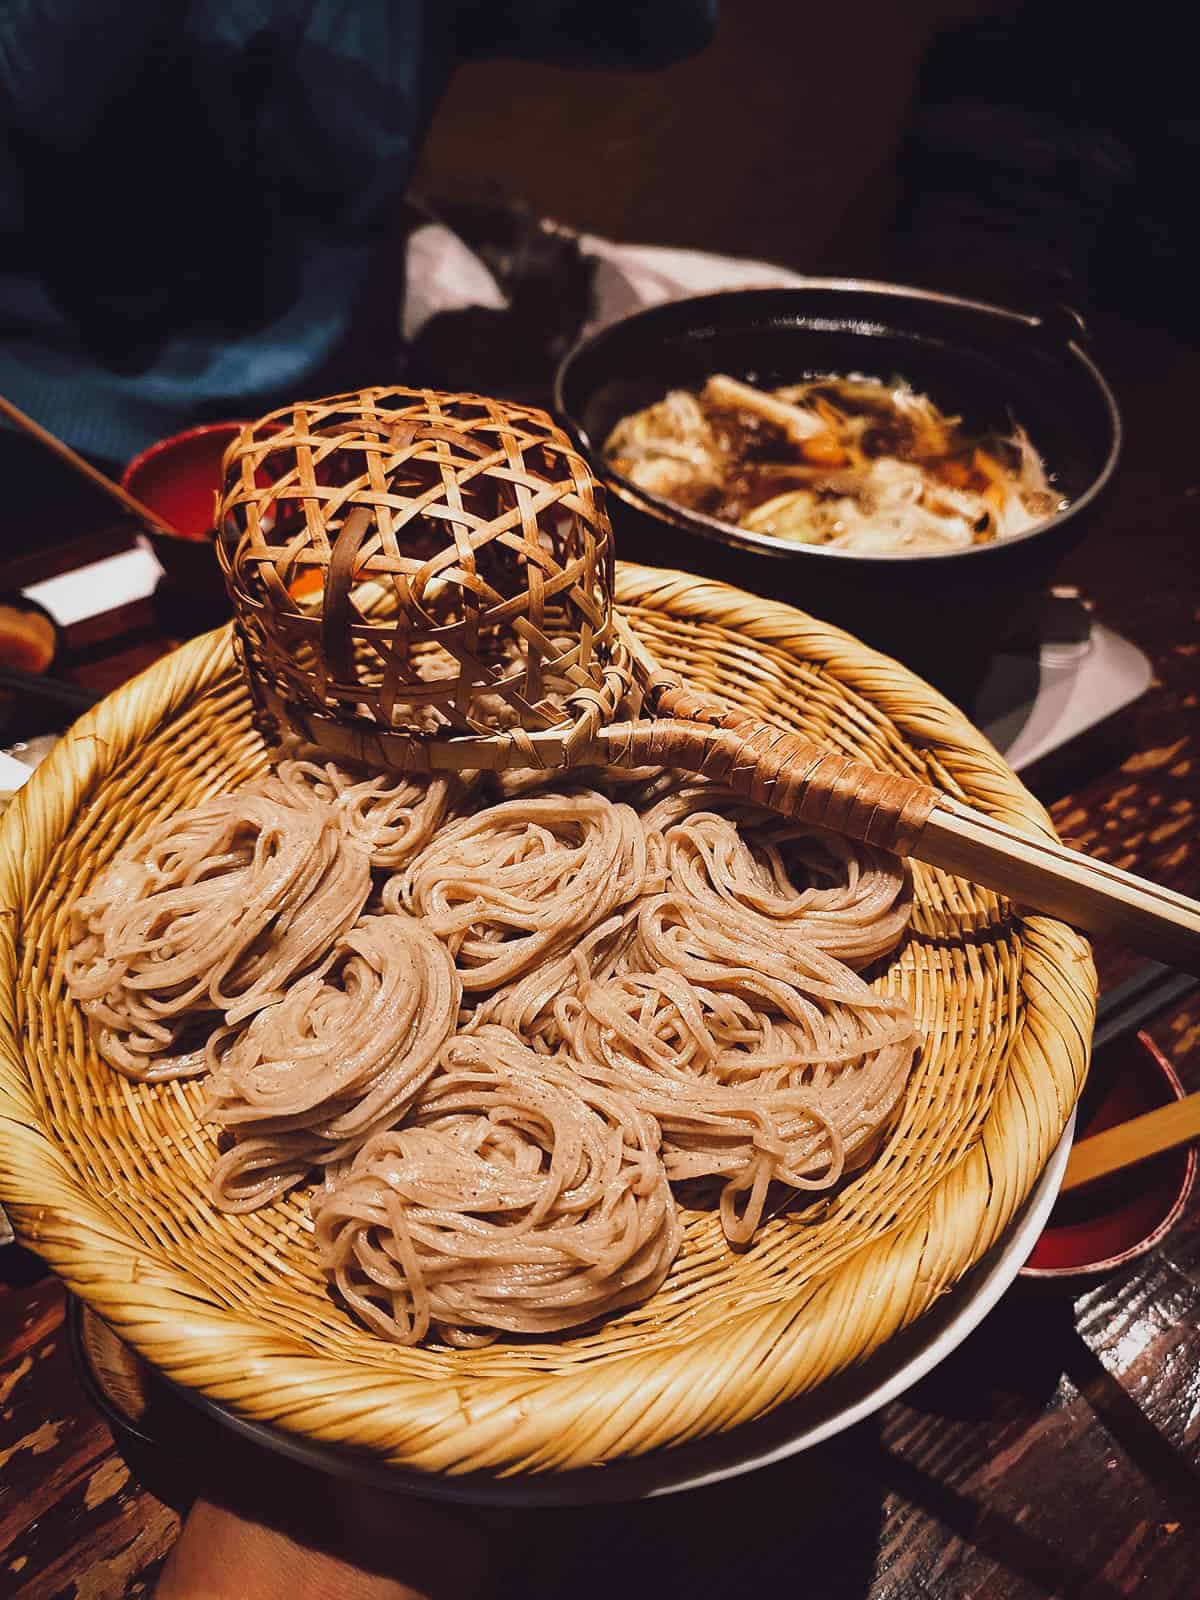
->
(399, 204, 808, 398)
(403, 217, 807, 342)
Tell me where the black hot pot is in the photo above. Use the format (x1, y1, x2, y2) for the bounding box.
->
(554, 283, 1121, 701)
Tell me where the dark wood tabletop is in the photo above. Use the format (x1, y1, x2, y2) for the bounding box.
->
(1, 309, 1198, 1599)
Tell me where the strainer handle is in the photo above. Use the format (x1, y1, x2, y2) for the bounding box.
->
(604, 714, 938, 857)
(600, 713, 1200, 974)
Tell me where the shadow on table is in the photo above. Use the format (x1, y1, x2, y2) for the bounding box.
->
(1062, 1322, 1200, 1525)
(493, 1433, 886, 1600)
(0, 1239, 48, 1290)
(839, 1285, 1200, 1600)
(488, 1292, 1128, 1600)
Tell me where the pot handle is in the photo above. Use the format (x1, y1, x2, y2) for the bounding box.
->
(1036, 301, 1091, 345)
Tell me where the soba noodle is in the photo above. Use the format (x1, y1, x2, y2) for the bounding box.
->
(471, 904, 644, 1052)
(602, 829, 916, 1239)
(389, 790, 651, 992)
(65, 748, 920, 1339)
(64, 783, 370, 1080)
(269, 743, 460, 869)
(558, 952, 915, 1242)
(312, 1026, 681, 1345)
(642, 790, 913, 970)
(205, 911, 460, 1211)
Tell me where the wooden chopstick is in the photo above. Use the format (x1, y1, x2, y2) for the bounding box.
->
(1059, 964, 1199, 1191)
(0, 391, 178, 538)
(919, 798, 1200, 974)
(1061, 1092, 1200, 1192)
(0, 667, 102, 712)
(1092, 963, 1198, 1053)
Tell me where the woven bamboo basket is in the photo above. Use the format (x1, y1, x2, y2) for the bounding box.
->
(0, 563, 1095, 1478)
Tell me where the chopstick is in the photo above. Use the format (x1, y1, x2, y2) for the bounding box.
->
(1058, 961, 1200, 1192)
(0, 667, 102, 712)
(0, 391, 178, 539)
(1092, 961, 1199, 1053)
(1060, 1093, 1200, 1193)
(918, 798, 1200, 975)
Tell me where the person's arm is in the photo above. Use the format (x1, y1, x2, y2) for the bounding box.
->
(158, 1494, 491, 1600)
(151, 1429, 493, 1600)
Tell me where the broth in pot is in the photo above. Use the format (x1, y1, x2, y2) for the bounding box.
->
(603, 373, 1066, 555)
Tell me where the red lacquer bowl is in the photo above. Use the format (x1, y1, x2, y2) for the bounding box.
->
(121, 422, 246, 608)
(1021, 1030, 1196, 1283)
(122, 421, 246, 540)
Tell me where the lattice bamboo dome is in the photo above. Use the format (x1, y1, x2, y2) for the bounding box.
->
(217, 389, 625, 757)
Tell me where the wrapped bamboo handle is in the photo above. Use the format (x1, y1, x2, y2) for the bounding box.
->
(602, 682, 1200, 974)
(603, 716, 937, 855)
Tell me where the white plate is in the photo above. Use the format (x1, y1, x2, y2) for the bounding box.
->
(153, 1115, 1073, 1506)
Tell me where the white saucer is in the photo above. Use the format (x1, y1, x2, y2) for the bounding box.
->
(974, 591, 1151, 773)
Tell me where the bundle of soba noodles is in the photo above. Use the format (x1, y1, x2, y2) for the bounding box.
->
(388, 789, 655, 993)
(556, 799, 918, 1241)
(63, 781, 371, 1081)
(64, 753, 920, 1346)
(270, 742, 461, 869)
(313, 1027, 680, 1346)
(642, 784, 914, 970)
(204, 912, 460, 1212)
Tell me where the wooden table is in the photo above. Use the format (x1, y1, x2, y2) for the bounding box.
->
(2, 310, 1198, 1599)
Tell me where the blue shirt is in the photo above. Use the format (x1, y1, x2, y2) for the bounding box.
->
(0, 1, 714, 464)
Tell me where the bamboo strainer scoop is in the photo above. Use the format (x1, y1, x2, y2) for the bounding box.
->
(216, 388, 1200, 974)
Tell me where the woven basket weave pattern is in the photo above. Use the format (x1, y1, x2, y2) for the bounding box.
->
(0, 565, 1095, 1476)
(218, 390, 618, 748)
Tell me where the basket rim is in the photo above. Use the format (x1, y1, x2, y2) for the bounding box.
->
(0, 565, 1095, 1479)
